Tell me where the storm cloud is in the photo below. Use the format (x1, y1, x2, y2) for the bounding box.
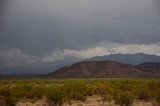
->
(0, 0, 160, 69)
(1, 42, 160, 68)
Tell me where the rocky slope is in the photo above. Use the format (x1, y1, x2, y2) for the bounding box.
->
(136, 62, 160, 75)
(48, 61, 156, 78)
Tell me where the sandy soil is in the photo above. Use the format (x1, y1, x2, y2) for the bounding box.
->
(15, 96, 160, 106)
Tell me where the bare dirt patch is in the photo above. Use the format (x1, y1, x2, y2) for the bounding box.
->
(15, 96, 160, 106)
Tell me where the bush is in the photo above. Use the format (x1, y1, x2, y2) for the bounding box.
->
(114, 92, 134, 106)
(62, 80, 88, 102)
(11, 82, 33, 99)
(28, 86, 45, 100)
(46, 84, 64, 105)
(93, 81, 112, 102)
(134, 84, 151, 101)
(0, 86, 15, 106)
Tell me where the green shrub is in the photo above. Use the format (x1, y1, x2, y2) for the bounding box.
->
(114, 92, 134, 106)
(16, 82, 32, 90)
(11, 82, 32, 99)
(28, 86, 45, 100)
(93, 81, 112, 102)
(62, 80, 87, 101)
(134, 84, 151, 101)
(46, 84, 64, 105)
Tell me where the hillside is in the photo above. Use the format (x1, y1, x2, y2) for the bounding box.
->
(48, 61, 153, 78)
(136, 62, 160, 75)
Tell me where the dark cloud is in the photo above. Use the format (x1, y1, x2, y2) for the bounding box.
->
(0, 0, 160, 54)
(0, 0, 10, 25)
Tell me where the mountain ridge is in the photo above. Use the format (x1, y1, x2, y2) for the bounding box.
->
(1, 53, 160, 75)
(87, 53, 160, 65)
(48, 60, 160, 78)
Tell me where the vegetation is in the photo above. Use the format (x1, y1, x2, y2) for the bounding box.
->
(0, 79, 160, 106)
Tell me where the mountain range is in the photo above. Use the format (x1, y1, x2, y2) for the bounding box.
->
(48, 61, 160, 78)
(87, 53, 160, 65)
(1, 53, 160, 77)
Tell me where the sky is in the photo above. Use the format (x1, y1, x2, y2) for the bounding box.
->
(0, 0, 160, 69)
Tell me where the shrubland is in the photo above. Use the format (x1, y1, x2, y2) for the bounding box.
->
(0, 79, 160, 106)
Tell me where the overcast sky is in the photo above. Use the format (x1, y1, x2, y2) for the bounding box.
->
(0, 0, 160, 68)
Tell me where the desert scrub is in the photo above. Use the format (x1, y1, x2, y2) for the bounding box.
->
(10, 82, 33, 99)
(134, 83, 152, 101)
(146, 80, 160, 102)
(62, 80, 88, 102)
(0, 79, 160, 105)
(27, 86, 45, 100)
(92, 80, 112, 102)
(114, 91, 135, 106)
(84, 82, 97, 96)
(0, 86, 16, 106)
(46, 84, 64, 105)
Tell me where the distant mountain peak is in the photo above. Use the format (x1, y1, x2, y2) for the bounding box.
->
(87, 53, 160, 65)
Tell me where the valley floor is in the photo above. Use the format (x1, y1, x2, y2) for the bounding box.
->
(0, 78, 160, 106)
